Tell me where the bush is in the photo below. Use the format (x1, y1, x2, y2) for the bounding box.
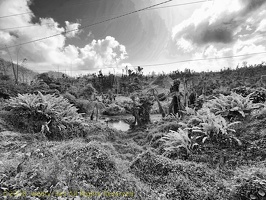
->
(179, 108, 242, 148)
(159, 129, 191, 159)
(62, 92, 77, 105)
(204, 92, 263, 121)
(78, 83, 96, 100)
(3, 91, 83, 138)
(0, 80, 31, 97)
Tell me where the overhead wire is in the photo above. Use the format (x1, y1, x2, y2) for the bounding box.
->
(32, 50, 266, 72)
(0, 0, 212, 31)
(0, 0, 174, 50)
(1, 0, 264, 73)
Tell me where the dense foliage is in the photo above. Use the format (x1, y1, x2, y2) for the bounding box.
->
(1, 60, 266, 200)
(3, 92, 83, 139)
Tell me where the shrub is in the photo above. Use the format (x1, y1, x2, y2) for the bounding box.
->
(62, 92, 77, 105)
(4, 91, 83, 138)
(78, 83, 96, 100)
(180, 108, 242, 148)
(32, 81, 50, 91)
(159, 129, 191, 159)
(62, 93, 93, 115)
(0, 80, 31, 97)
(233, 86, 266, 103)
(204, 92, 263, 121)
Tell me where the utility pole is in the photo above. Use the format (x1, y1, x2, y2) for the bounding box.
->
(5, 45, 17, 84)
(16, 46, 22, 85)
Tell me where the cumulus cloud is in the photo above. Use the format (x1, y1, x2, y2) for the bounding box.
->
(65, 21, 81, 38)
(170, 0, 266, 71)
(172, 0, 266, 46)
(78, 36, 128, 70)
(0, 0, 129, 74)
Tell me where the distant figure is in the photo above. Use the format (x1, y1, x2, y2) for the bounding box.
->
(169, 79, 184, 118)
(188, 90, 197, 107)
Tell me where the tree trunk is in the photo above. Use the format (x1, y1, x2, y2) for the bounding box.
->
(152, 90, 165, 118)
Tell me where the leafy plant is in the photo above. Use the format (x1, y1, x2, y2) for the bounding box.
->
(233, 86, 266, 103)
(4, 91, 83, 138)
(159, 128, 191, 158)
(78, 83, 97, 100)
(180, 108, 242, 147)
(204, 92, 263, 120)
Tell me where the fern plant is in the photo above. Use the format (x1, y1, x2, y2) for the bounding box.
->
(204, 92, 263, 120)
(180, 108, 242, 147)
(159, 128, 191, 158)
(5, 91, 83, 136)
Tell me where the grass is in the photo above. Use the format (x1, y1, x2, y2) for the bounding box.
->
(1, 83, 266, 199)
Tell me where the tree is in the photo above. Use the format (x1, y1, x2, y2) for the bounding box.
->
(130, 95, 153, 127)
(79, 83, 97, 100)
(128, 69, 133, 76)
(148, 88, 166, 118)
(137, 66, 143, 75)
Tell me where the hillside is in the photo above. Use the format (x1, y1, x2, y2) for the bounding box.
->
(0, 58, 37, 84)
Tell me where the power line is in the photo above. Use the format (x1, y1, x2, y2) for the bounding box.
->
(33, 50, 266, 72)
(129, 51, 266, 68)
(0, 0, 173, 50)
(0, 12, 33, 19)
(148, 0, 212, 10)
(0, 0, 211, 31)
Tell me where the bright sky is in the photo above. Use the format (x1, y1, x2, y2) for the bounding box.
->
(0, 0, 266, 76)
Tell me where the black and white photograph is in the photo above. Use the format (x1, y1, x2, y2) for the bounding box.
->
(0, 0, 266, 199)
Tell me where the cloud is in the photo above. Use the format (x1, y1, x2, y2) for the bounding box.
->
(65, 21, 82, 38)
(256, 19, 266, 32)
(0, 0, 129, 74)
(172, 0, 266, 46)
(169, 0, 266, 71)
(78, 36, 128, 70)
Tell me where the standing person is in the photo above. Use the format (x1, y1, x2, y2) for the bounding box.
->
(169, 79, 184, 118)
(188, 88, 197, 108)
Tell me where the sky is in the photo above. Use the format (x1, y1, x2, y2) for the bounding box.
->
(0, 0, 266, 76)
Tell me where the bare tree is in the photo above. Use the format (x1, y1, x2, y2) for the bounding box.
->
(5, 45, 18, 84)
